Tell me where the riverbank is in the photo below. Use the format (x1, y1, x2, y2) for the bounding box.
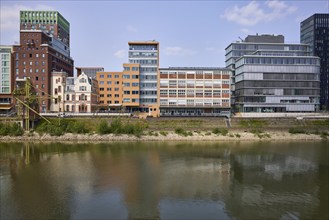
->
(0, 130, 326, 142)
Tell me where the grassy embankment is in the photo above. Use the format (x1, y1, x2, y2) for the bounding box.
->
(0, 117, 328, 139)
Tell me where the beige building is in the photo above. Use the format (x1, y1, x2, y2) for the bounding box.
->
(96, 63, 141, 113)
(159, 67, 231, 117)
(50, 71, 98, 113)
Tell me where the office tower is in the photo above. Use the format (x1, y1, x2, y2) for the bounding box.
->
(128, 41, 159, 115)
(159, 67, 231, 117)
(76, 67, 104, 78)
(301, 14, 329, 110)
(226, 34, 320, 113)
(14, 11, 74, 113)
(0, 46, 15, 114)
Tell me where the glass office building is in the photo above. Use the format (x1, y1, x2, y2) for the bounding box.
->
(301, 14, 329, 110)
(128, 41, 159, 113)
(226, 35, 320, 113)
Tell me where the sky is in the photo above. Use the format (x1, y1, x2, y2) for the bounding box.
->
(1, 0, 328, 73)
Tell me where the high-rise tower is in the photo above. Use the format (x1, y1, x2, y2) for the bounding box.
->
(128, 41, 159, 114)
(301, 14, 329, 110)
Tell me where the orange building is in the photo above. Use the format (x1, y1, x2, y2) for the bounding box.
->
(96, 63, 141, 113)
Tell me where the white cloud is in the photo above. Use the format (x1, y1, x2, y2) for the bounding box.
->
(126, 25, 137, 32)
(241, 28, 254, 35)
(222, 0, 297, 26)
(0, 4, 55, 32)
(114, 49, 125, 59)
(164, 46, 197, 56)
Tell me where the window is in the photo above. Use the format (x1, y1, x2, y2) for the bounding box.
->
(124, 67, 130, 71)
(115, 94, 119, 98)
(79, 78, 86, 83)
(123, 83, 130, 87)
(114, 88, 119, 91)
(99, 81, 104, 85)
(132, 91, 139, 94)
(123, 74, 130, 79)
(107, 74, 112, 78)
(107, 88, 111, 91)
(107, 81, 112, 85)
(114, 74, 119, 78)
(107, 94, 111, 97)
(79, 86, 86, 91)
(100, 74, 104, 78)
(132, 75, 139, 79)
(132, 67, 139, 71)
(115, 81, 120, 85)
(100, 88, 104, 91)
(132, 82, 139, 87)
(123, 98, 130, 103)
(124, 91, 130, 95)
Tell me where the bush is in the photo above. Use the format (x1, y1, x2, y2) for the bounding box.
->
(10, 123, 24, 136)
(110, 118, 123, 134)
(235, 133, 241, 138)
(160, 131, 168, 136)
(0, 122, 24, 136)
(175, 128, 185, 135)
(97, 120, 110, 134)
(289, 127, 306, 134)
(67, 121, 89, 134)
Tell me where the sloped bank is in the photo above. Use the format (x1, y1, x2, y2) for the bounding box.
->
(0, 131, 325, 142)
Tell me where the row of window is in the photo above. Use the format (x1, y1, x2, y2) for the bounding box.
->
(160, 99, 230, 105)
(160, 71, 230, 75)
(123, 66, 139, 71)
(160, 90, 230, 95)
(160, 80, 229, 86)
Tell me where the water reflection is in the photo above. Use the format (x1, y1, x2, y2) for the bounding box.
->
(0, 141, 328, 220)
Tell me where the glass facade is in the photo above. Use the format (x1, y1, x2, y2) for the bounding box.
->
(301, 13, 329, 110)
(128, 42, 159, 110)
(0, 47, 12, 94)
(226, 35, 320, 113)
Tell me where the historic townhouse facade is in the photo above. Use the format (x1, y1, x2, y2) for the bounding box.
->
(159, 67, 231, 116)
(50, 71, 98, 113)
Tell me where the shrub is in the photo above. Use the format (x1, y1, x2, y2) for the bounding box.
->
(97, 120, 110, 134)
(0, 122, 24, 136)
(205, 132, 211, 136)
(10, 123, 24, 136)
(111, 118, 123, 134)
(235, 133, 241, 138)
(175, 128, 184, 135)
(160, 131, 168, 136)
(289, 127, 306, 134)
(212, 128, 220, 134)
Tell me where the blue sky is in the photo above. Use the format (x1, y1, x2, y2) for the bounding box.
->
(1, 0, 328, 73)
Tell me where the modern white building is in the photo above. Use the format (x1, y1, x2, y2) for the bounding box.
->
(159, 67, 231, 117)
(50, 71, 98, 113)
(225, 34, 320, 113)
(128, 41, 159, 113)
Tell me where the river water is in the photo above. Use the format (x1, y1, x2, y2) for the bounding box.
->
(0, 141, 328, 220)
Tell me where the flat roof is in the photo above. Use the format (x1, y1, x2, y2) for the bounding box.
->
(160, 67, 231, 71)
(76, 67, 104, 69)
(128, 41, 159, 45)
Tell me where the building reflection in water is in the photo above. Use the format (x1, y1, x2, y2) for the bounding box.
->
(0, 141, 327, 220)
